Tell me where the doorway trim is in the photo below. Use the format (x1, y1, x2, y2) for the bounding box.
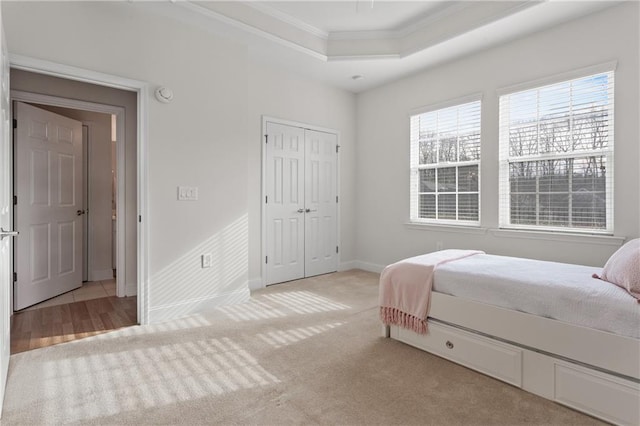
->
(9, 54, 149, 324)
(260, 115, 341, 289)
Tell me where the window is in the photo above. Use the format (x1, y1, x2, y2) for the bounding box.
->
(499, 70, 614, 233)
(410, 99, 481, 225)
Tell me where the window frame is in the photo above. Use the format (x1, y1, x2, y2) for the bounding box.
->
(409, 94, 482, 227)
(498, 63, 616, 234)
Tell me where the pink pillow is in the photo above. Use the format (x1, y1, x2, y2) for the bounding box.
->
(597, 238, 640, 301)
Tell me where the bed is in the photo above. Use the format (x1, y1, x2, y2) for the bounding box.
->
(380, 244, 640, 426)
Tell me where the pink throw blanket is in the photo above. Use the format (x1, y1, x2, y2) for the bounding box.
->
(379, 250, 484, 334)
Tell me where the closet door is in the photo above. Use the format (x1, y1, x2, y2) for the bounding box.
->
(265, 122, 305, 285)
(304, 129, 338, 277)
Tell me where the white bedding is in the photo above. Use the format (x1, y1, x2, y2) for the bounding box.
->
(433, 254, 640, 339)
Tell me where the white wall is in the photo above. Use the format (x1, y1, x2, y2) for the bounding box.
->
(4, 1, 251, 321)
(4, 1, 357, 320)
(247, 59, 357, 287)
(355, 2, 639, 269)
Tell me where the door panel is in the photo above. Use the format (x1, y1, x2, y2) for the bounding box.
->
(304, 129, 337, 277)
(265, 122, 305, 285)
(265, 123, 338, 285)
(0, 7, 11, 413)
(14, 102, 83, 310)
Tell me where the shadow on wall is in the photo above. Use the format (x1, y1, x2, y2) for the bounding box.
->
(148, 214, 249, 321)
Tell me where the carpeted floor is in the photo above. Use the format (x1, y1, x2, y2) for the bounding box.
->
(2, 270, 603, 425)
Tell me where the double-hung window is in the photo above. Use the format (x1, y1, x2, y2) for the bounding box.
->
(499, 69, 614, 233)
(410, 98, 481, 225)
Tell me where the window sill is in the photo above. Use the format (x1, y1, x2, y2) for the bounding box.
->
(405, 222, 488, 235)
(489, 228, 626, 246)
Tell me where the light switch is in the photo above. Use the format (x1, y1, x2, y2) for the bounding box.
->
(178, 186, 198, 201)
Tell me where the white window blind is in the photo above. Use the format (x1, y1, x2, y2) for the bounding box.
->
(498, 70, 614, 233)
(410, 99, 481, 225)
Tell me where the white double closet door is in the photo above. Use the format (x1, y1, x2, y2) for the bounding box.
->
(265, 121, 338, 285)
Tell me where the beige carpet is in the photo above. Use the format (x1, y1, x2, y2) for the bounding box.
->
(2, 270, 602, 425)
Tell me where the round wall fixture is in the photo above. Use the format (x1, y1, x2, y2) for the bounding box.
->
(155, 87, 174, 103)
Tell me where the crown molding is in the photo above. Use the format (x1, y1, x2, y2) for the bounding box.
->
(176, 1, 329, 61)
(397, 0, 541, 60)
(245, 1, 329, 40)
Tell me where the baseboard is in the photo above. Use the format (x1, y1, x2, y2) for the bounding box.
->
(246, 262, 384, 291)
(89, 269, 114, 281)
(352, 260, 386, 274)
(125, 283, 137, 297)
(148, 287, 250, 323)
(248, 278, 264, 291)
(338, 260, 357, 271)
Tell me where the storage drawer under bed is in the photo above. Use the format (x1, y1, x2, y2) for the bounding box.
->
(388, 322, 640, 425)
(392, 321, 523, 387)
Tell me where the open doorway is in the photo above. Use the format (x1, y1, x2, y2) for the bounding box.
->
(8, 69, 140, 353)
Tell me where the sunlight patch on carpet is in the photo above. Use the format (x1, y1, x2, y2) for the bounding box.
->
(257, 322, 345, 349)
(216, 290, 350, 321)
(32, 337, 279, 422)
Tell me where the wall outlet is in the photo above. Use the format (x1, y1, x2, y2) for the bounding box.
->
(201, 253, 213, 268)
(436, 241, 443, 251)
(178, 186, 198, 201)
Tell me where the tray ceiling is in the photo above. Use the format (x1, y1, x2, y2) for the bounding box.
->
(155, 1, 619, 92)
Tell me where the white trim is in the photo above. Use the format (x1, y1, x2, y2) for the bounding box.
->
(245, 2, 329, 40)
(496, 60, 618, 96)
(260, 116, 341, 287)
(176, 2, 328, 62)
(352, 260, 385, 274)
(396, 2, 470, 39)
(327, 54, 401, 62)
(489, 228, 625, 247)
(9, 91, 127, 305)
(328, 30, 400, 42)
(247, 278, 264, 291)
(338, 261, 357, 272)
(405, 222, 488, 235)
(126, 281, 138, 297)
(10, 54, 150, 324)
(148, 288, 250, 323)
(89, 269, 114, 282)
(82, 124, 90, 282)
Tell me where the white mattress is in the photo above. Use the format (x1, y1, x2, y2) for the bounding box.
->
(433, 254, 640, 339)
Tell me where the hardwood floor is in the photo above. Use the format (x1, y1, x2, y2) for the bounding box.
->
(11, 296, 137, 354)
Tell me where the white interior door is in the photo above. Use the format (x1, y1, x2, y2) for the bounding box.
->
(265, 122, 305, 285)
(264, 121, 338, 285)
(0, 9, 12, 414)
(14, 102, 83, 310)
(304, 129, 338, 277)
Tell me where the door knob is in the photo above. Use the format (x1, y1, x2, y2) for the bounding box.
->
(0, 227, 19, 241)
(76, 209, 86, 216)
(297, 209, 304, 213)
(305, 209, 317, 213)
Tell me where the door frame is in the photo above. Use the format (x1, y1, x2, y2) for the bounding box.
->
(11, 93, 125, 306)
(260, 116, 340, 288)
(9, 54, 149, 324)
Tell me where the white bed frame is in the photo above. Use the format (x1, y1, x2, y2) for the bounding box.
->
(383, 292, 640, 425)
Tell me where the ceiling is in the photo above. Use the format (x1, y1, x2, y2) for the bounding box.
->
(152, 1, 619, 93)
(257, 1, 453, 34)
